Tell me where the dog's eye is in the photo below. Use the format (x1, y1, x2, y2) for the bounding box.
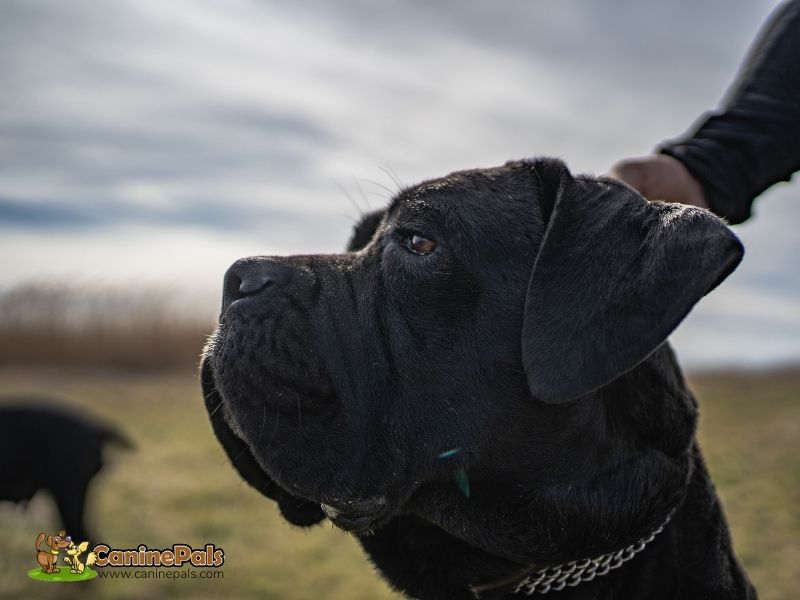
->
(404, 234, 437, 255)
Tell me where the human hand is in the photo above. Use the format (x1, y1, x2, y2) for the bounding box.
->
(609, 154, 709, 210)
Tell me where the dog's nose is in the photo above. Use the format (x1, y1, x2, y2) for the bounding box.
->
(222, 258, 291, 314)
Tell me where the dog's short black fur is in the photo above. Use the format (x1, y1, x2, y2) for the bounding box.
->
(0, 401, 131, 542)
(202, 159, 756, 599)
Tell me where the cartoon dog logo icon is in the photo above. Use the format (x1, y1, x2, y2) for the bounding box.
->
(30, 530, 98, 582)
(64, 540, 97, 574)
(35, 530, 70, 574)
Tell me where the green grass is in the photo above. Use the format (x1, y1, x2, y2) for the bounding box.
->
(28, 567, 98, 582)
(1, 366, 798, 600)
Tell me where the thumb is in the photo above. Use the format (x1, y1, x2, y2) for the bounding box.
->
(608, 159, 650, 195)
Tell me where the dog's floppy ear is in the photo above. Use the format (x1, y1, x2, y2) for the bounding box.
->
(347, 209, 385, 252)
(522, 159, 743, 404)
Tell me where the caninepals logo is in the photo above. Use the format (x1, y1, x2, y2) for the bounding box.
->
(28, 529, 225, 583)
(29, 530, 98, 582)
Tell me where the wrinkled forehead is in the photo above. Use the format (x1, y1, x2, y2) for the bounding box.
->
(388, 177, 463, 219)
(388, 169, 511, 224)
(386, 167, 542, 251)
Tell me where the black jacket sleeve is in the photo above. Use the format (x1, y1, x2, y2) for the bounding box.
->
(658, 0, 800, 224)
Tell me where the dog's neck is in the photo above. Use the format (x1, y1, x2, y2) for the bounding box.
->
(361, 445, 755, 599)
(359, 350, 756, 599)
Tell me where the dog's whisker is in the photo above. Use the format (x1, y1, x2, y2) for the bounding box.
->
(264, 407, 281, 451)
(352, 173, 373, 211)
(377, 164, 405, 193)
(230, 446, 249, 462)
(207, 400, 224, 418)
(354, 188, 392, 199)
(357, 177, 395, 198)
(503, 367, 527, 376)
(256, 403, 267, 444)
(333, 177, 365, 217)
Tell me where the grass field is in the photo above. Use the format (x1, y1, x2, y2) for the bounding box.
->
(1, 366, 798, 600)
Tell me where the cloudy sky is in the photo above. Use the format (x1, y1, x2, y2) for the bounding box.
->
(1, 0, 798, 367)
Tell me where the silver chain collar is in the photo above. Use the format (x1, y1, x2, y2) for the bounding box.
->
(511, 509, 675, 596)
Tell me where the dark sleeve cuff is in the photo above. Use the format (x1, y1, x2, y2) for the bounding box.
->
(659, 135, 754, 225)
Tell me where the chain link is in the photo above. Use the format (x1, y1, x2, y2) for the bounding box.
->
(512, 510, 675, 595)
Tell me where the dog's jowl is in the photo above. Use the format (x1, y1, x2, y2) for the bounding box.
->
(202, 158, 756, 599)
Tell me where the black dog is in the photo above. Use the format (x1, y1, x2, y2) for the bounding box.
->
(0, 401, 131, 542)
(202, 158, 756, 599)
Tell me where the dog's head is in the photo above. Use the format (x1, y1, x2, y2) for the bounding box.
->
(202, 158, 741, 558)
(66, 541, 89, 557)
(47, 531, 71, 550)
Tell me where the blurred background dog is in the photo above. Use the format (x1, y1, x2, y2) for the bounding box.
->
(0, 402, 132, 543)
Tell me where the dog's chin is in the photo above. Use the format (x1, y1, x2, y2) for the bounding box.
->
(245, 452, 397, 535)
(245, 456, 395, 535)
(259, 460, 400, 535)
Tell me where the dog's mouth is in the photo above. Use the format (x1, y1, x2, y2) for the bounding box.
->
(201, 356, 400, 535)
(319, 496, 390, 534)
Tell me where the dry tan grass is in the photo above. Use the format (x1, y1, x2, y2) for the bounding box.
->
(0, 326, 210, 370)
(0, 283, 213, 370)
